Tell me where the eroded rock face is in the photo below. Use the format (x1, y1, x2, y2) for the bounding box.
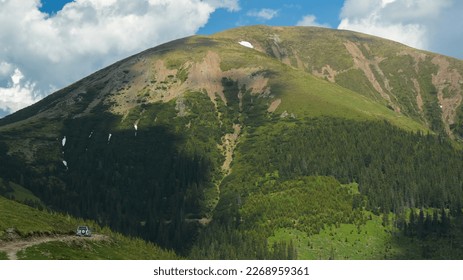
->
(431, 55, 463, 135)
(343, 41, 400, 113)
(104, 50, 274, 117)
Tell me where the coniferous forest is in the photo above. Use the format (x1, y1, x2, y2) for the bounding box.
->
(3, 105, 463, 258)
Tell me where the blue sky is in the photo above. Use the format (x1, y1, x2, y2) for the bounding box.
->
(197, 0, 345, 34)
(39, 0, 69, 13)
(38, 0, 345, 31)
(0, 0, 462, 116)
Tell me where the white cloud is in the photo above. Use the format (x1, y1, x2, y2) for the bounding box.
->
(0, 69, 39, 113)
(340, 0, 381, 18)
(247, 8, 278, 20)
(204, 0, 240, 12)
(0, 0, 240, 117)
(0, 62, 13, 77)
(11, 69, 24, 85)
(296, 15, 330, 28)
(338, 0, 463, 59)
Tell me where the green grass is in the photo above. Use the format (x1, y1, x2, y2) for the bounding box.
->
(213, 25, 356, 71)
(0, 251, 7, 260)
(0, 196, 80, 238)
(17, 234, 178, 260)
(268, 214, 398, 260)
(270, 65, 427, 132)
(0, 196, 178, 259)
(303, 215, 392, 260)
(335, 69, 386, 103)
(268, 211, 463, 260)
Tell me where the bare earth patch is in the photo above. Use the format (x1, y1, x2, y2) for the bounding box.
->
(186, 51, 226, 106)
(268, 98, 282, 113)
(399, 50, 427, 73)
(221, 124, 241, 175)
(344, 41, 401, 113)
(312, 65, 338, 83)
(411, 78, 424, 114)
(431, 55, 463, 135)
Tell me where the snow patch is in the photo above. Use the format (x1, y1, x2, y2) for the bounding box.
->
(239, 41, 254, 49)
(107, 133, 112, 143)
(62, 136, 66, 147)
(62, 160, 68, 169)
(88, 131, 94, 138)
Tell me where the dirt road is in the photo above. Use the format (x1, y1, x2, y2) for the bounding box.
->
(0, 234, 108, 260)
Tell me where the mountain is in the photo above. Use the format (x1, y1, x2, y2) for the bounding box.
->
(1, 25, 463, 259)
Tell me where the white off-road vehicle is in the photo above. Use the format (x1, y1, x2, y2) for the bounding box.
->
(76, 226, 92, 237)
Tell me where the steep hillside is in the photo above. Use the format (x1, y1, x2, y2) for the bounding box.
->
(1, 26, 463, 259)
(215, 26, 463, 137)
(0, 196, 178, 260)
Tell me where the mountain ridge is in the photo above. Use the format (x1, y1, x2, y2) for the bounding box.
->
(3, 25, 463, 137)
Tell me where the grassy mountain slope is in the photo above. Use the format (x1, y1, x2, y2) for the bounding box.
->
(215, 25, 463, 137)
(0, 196, 178, 260)
(1, 26, 463, 259)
